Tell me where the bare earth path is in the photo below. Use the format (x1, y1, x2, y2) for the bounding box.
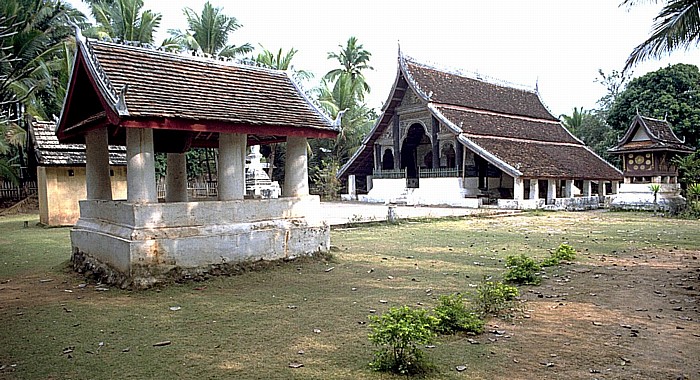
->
(489, 249, 699, 379)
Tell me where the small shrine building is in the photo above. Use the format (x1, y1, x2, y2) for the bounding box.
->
(608, 113, 694, 211)
(338, 53, 623, 210)
(56, 32, 339, 287)
(28, 119, 127, 226)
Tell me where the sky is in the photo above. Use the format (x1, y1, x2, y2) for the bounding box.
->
(66, 0, 700, 118)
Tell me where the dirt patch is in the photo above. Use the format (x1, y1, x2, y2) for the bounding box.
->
(491, 249, 700, 379)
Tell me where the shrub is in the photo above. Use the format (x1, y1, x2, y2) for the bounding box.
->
(433, 293, 484, 334)
(541, 243, 577, 267)
(368, 306, 437, 375)
(473, 279, 519, 317)
(504, 254, 541, 285)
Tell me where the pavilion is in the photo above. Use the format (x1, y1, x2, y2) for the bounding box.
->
(56, 31, 339, 287)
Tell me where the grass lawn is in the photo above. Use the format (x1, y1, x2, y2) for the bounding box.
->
(0, 211, 698, 379)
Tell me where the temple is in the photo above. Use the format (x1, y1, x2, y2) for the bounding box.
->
(608, 113, 694, 211)
(338, 53, 622, 210)
(56, 31, 339, 287)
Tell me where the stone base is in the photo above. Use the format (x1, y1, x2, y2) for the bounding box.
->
(70, 196, 329, 288)
(610, 183, 685, 212)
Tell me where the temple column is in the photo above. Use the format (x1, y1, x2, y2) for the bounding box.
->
(529, 179, 539, 199)
(513, 177, 524, 201)
(582, 180, 591, 196)
(126, 128, 157, 203)
(347, 174, 357, 198)
(85, 127, 112, 200)
(547, 179, 557, 204)
(564, 180, 574, 198)
(611, 180, 619, 194)
(218, 133, 247, 201)
(165, 153, 188, 202)
(431, 117, 439, 169)
(393, 116, 400, 169)
(284, 136, 309, 197)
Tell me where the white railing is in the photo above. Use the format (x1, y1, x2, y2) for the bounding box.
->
(156, 181, 218, 199)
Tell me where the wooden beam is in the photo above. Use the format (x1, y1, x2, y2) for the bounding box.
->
(120, 117, 339, 139)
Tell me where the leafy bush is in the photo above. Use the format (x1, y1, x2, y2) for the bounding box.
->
(433, 293, 484, 334)
(504, 254, 541, 285)
(368, 306, 437, 375)
(541, 243, 577, 267)
(473, 279, 519, 317)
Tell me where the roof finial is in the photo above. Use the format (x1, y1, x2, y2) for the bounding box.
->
(663, 112, 667, 120)
(535, 77, 539, 93)
(334, 108, 348, 128)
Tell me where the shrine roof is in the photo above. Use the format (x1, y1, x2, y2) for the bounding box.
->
(30, 120, 126, 166)
(57, 33, 339, 145)
(464, 136, 622, 180)
(609, 114, 694, 154)
(402, 58, 559, 121)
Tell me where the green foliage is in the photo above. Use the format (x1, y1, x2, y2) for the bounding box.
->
(368, 305, 437, 375)
(85, 0, 161, 43)
(622, 0, 700, 71)
(607, 63, 700, 150)
(560, 107, 618, 163)
(167, 1, 252, 57)
(674, 151, 700, 186)
(311, 158, 342, 200)
(433, 293, 484, 334)
(472, 279, 519, 317)
(541, 244, 577, 267)
(503, 254, 541, 285)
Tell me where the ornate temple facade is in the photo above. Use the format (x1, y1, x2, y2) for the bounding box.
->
(339, 54, 622, 210)
(608, 114, 694, 211)
(56, 31, 339, 287)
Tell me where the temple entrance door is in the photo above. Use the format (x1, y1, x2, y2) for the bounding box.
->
(401, 123, 429, 188)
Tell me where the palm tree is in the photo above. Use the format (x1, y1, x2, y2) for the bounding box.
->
(168, 1, 252, 57)
(84, 0, 160, 43)
(255, 46, 312, 80)
(560, 107, 587, 131)
(324, 36, 373, 96)
(622, 0, 700, 71)
(0, 0, 87, 182)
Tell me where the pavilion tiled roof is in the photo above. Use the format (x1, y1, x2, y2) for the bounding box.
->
(57, 35, 338, 145)
(609, 114, 693, 153)
(87, 40, 333, 128)
(30, 120, 126, 166)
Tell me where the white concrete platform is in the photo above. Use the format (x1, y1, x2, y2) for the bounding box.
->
(316, 201, 520, 226)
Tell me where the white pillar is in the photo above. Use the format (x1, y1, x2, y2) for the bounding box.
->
(218, 133, 247, 201)
(126, 128, 157, 203)
(166, 153, 188, 202)
(611, 180, 619, 194)
(85, 127, 112, 200)
(600, 181, 608, 196)
(529, 179, 539, 199)
(513, 177, 524, 201)
(547, 179, 557, 204)
(348, 174, 356, 197)
(284, 136, 309, 197)
(367, 175, 373, 192)
(582, 180, 591, 196)
(564, 180, 574, 198)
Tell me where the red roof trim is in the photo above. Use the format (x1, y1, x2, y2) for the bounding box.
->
(120, 118, 338, 139)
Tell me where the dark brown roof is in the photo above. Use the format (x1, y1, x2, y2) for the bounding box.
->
(466, 136, 622, 180)
(339, 54, 622, 181)
(57, 35, 338, 145)
(435, 106, 578, 144)
(403, 59, 558, 121)
(30, 120, 126, 166)
(609, 114, 693, 153)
